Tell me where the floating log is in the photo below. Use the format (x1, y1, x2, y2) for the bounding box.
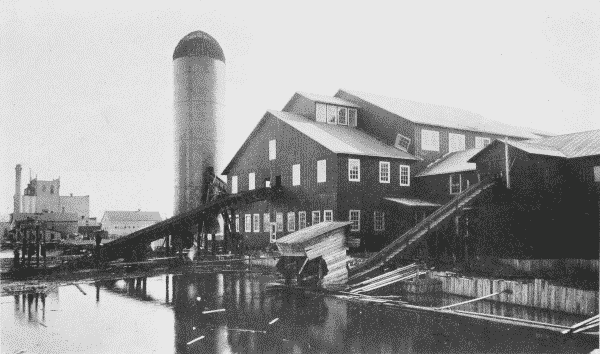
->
(202, 309, 225, 314)
(268, 318, 279, 325)
(347, 263, 417, 289)
(73, 283, 87, 295)
(187, 335, 205, 345)
(561, 314, 599, 334)
(438, 289, 511, 310)
(351, 271, 424, 293)
(572, 322, 599, 334)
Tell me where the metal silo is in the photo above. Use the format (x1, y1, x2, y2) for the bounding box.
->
(173, 31, 226, 216)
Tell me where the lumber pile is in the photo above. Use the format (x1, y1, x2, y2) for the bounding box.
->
(347, 263, 421, 294)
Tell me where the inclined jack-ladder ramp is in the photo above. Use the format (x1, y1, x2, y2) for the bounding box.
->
(349, 178, 496, 282)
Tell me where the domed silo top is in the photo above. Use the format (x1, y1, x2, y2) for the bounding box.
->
(173, 31, 225, 62)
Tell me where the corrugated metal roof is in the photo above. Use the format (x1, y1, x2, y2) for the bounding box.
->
(296, 92, 360, 108)
(384, 198, 441, 207)
(276, 221, 352, 245)
(269, 110, 419, 160)
(526, 129, 600, 158)
(101, 211, 162, 222)
(337, 89, 548, 139)
(416, 148, 482, 177)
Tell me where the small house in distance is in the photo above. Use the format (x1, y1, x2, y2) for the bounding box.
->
(276, 221, 351, 287)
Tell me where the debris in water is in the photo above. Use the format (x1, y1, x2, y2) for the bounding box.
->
(186, 335, 205, 345)
(202, 309, 225, 314)
(269, 318, 279, 325)
(226, 328, 266, 334)
(73, 284, 87, 295)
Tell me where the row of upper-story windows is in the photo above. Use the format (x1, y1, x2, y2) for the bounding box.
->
(421, 129, 492, 152)
(315, 103, 358, 126)
(231, 157, 410, 193)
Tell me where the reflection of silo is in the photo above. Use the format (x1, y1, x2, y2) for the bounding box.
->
(14, 164, 22, 213)
(173, 31, 226, 216)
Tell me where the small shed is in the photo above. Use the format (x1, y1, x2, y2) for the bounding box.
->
(275, 221, 351, 286)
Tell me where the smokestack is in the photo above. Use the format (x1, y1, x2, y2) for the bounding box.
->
(14, 164, 22, 213)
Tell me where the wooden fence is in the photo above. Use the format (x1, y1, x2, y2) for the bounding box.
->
(497, 259, 599, 275)
(429, 272, 598, 316)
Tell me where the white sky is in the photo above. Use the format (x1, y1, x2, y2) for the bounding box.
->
(1, 1, 599, 221)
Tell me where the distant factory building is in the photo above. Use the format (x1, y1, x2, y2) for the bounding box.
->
(222, 90, 552, 251)
(101, 211, 162, 239)
(10, 212, 79, 240)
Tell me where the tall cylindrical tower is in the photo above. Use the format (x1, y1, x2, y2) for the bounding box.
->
(173, 31, 226, 215)
(14, 164, 22, 213)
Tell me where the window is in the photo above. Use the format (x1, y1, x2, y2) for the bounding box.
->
(449, 133, 466, 152)
(276, 213, 283, 232)
(395, 133, 411, 151)
(379, 161, 390, 183)
(475, 137, 492, 148)
(421, 129, 440, 151)
(327, 105, 338, 124)
(292, 164, 301, 186)
(269, 140, 276, 160)
(338, 107, 348, 125)
(265, 179, 271, 188)
(399, 165, 410, 186)
(248, 172, 255, 190)
(235, 214, 240, 232)
(450, 174, 462, 194)
(287, 212, 296, 231)
(298, 211, 307, 229)
(316, 103, 327, 122)
(594, 166, 600, 182)
(349, 210, 360, 231)
(50, 186, 54, 194)
(253, 214, 260, 232)
(374, 211, 385, 231)
(245, 214, 252, 232)
(348, 159, 360, 181)
(317, 159, 326, 183)
(324, 210, 333, 222)
(263, 213, 270, 232)
(42, 185, 46, 192)
(312, 211, 320, 225)
(348, 109, 357, 127)
(231, 176, 238, 194)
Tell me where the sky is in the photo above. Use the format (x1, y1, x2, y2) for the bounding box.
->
(1, 1, 599, 221)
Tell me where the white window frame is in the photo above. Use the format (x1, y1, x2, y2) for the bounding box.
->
(312, 211, 320, 225)
(276, 212, 283, 232)
(231, 176, 238, 194)
(348, 159, 360, 182)
(316, 103, 327, 123)
(450, 174, 462, 194)
(399, 165, 410, 186)
(323, 210, 333, 222)
(292, 164, 301, 186)
(298, 211, 307, 229)
(449, 133, 466, 152)
(244, 214, 251, 232)
(374, 211, 385, 231)
(269, 222, 277, 243)
(337, 107, 348, 125)
(595, 166, 600, 182)
(475, 137, 491, 148)
(269, 140, 276, 160)
(348, 108, 357, 127)
(263, 213, 270, 232)
(327, 104, 338, 124)
(248, 172, 255, 190)
(317, 159, 326, 183)
(287, 212, 295, 232)
(395, 133, 411, 151)
(421, 129, 440, 152)
(253, 214, 260, 232)
(379, 161, 390, 183)
(349, 210, 360, 232)
(235, 215, 239, 232)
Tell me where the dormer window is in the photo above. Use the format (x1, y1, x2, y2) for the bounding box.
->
(395, 133, 411, 151)
(327, 105, 338, 124)
(338, 107, 348, 125)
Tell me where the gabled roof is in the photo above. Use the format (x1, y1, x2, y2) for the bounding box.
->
(336, 89, 549, 139)
(294, 92, 360, 108)
(101, 211, 162, 223)
(222, 110, 419, 174)
(416, 148, 482, 177)
(269, 110, 419, 160)
(469, 129, 600, 161)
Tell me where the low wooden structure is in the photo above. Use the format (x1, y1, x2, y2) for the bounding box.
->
(275, 221, 351, 286)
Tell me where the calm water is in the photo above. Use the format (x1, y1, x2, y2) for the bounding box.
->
(1, 272, 597, 353)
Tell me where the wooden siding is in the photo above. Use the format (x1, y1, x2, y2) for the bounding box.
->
(414, 171, 480, 205)
(282, 93, 316, 120)
(226, 113, 338, 248)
